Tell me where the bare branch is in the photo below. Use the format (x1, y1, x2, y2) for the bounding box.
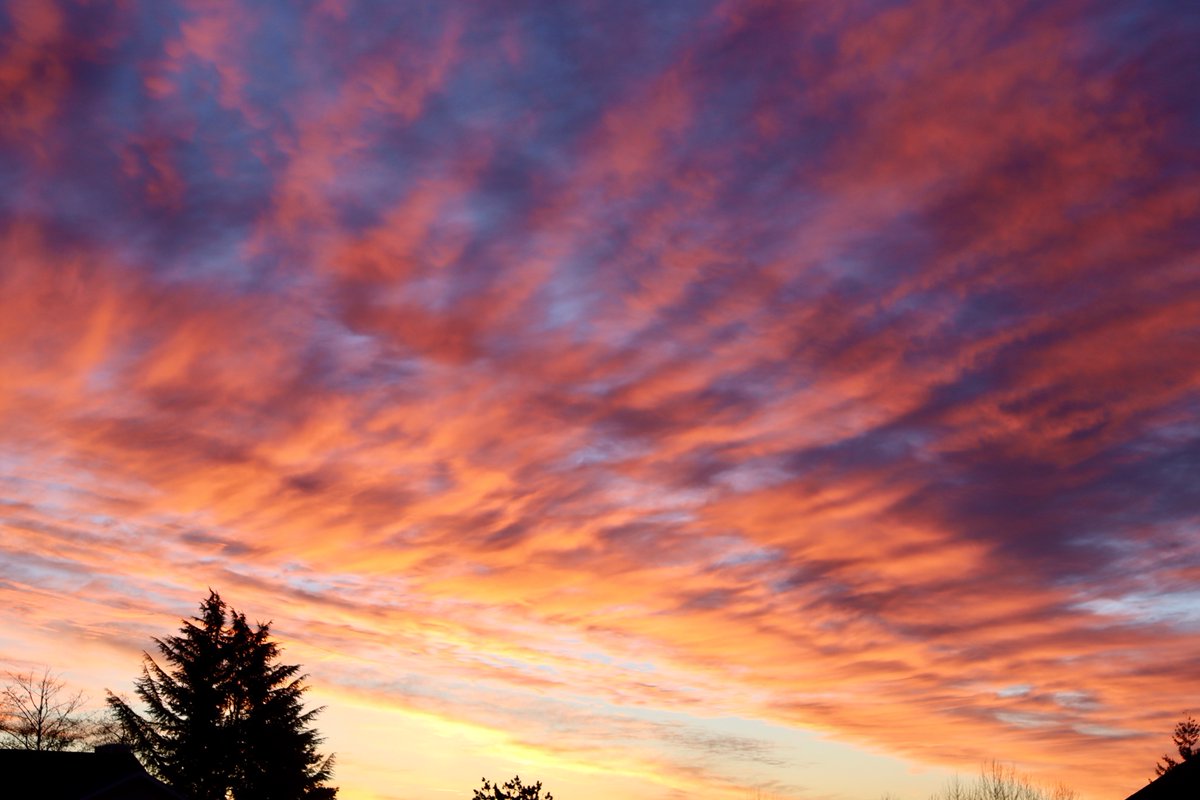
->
(0, 667, 95, 751)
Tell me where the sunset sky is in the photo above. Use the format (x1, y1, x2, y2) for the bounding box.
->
(1, 1, 1198, 798)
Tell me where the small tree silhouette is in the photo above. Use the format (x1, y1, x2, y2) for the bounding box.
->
(0, 668, 93, 751)
(472, 775, 553, 800)
(1155, 714, 1199, 776)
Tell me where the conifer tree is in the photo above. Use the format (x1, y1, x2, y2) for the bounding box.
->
(1156, 714, 1199, 776)
(107, 591, 336, 800)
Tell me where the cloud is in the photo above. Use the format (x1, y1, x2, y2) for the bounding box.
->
(0, 1, 1197, 799)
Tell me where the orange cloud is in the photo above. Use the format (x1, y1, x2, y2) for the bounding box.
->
(1, 2, 1197, 799)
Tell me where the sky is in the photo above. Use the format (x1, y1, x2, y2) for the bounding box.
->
(0, 0, 1197, 798)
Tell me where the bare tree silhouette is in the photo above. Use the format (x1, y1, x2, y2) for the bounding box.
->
(931, 762, 1074, 800)
(0, 668, 93, 751)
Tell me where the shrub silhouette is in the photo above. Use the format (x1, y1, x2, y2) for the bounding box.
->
(472, 775, 554, 800)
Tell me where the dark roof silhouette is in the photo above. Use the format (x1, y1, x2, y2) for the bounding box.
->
(1124, 757, 1200, 800)
(0, 744, 187, 800)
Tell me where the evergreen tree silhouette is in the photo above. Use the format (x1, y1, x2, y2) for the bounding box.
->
(107, 591, 336, 800)
(1156, 714, 1199, 776)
